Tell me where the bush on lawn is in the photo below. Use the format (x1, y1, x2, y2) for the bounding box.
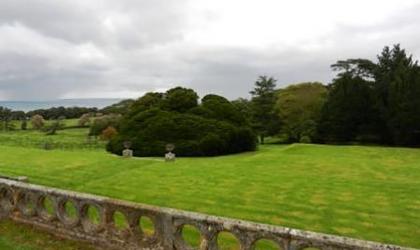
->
(89, 114, 121, 136)
(106, 87, 257, 157)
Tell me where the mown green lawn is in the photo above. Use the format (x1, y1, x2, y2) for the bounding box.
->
(0, 140, 419, 248)
(0, 220, 94, 250)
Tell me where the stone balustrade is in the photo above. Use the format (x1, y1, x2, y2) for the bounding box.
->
(0, 178, 414, 250)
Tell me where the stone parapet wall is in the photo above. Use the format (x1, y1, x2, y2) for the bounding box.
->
(0, 178, 414, 250)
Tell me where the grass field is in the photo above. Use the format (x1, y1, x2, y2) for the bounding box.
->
(0, 129, 419, 248)
(0, 128, 105, 150)
(8, 118, 80, 129)
(0, 220, 94, 250)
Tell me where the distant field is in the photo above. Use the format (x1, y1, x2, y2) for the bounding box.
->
(0, 127, 105, 150)
(0, 139, 419, 248)
(9, 118, 80, 129)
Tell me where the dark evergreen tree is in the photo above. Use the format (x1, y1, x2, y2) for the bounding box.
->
(317, 73, 379, 143)
(231, 98, 253, 125)
(162, 87, 199, 112)
(107, 87, 256, 157)
(318, 44, 420, 146)
(250, 76, 281, 144)
(373, 45, 420, 145)
(128, 92, 164, 116)
(198, 94, 247, 125)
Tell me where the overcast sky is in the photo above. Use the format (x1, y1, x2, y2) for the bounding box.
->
(0, 0, 419, 100)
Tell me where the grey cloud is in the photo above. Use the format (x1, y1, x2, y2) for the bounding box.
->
(0, 1, 420, 101)
(0, 0, 189, 47)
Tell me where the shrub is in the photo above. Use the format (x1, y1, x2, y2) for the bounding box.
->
(199, 133, 225, 156)
(31, 115, 45, 130)
(106, 87, 257, 157)
(89, 114, 121, 136)
(299, 135, 311, 143)
(162, 87, 198, 112)
(78, 113, 92, 126)
(101, 126, 118, 140)
(21, 120, 27, 130)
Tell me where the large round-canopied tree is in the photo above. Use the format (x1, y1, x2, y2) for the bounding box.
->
(106, 87, 257, 157)
(275, 82, 328, 143)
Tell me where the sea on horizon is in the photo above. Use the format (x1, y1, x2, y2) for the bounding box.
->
(0, 98, 122, 112)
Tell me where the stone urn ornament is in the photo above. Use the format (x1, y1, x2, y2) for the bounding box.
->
(165, 143, 176, 162)
(122, 141, 133, 158)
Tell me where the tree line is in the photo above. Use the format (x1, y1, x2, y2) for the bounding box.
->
(318, 45, 420, 146)
(249, 44, 420, 147)
(2, 44, 419, 149)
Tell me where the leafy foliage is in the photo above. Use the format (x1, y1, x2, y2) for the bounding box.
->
(318, 44, 420, 146)
(250, 76, 281, 143)
(21, 120, 27, 130)
(27, 106, 98, 120)
(78, 113, 92, 126)
(162, 87, 199, 112)
(100, 126, 118, 140)
(0, 106, 14, 131)
(275, 82, 327, 143)
(107, 87, 256, 156)
(317, 74, 379, 143)
(30, 115, 45, 130)
(373, 45, 420, 145)
(89, 114, 122, 136)
(231, 98, 253, 124)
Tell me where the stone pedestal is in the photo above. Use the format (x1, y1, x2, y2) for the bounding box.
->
(122, 149, 133, 158)
(165, 152, 176, 162)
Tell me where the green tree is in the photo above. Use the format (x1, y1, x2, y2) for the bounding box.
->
(373, 44, 420, 145)
(250, 76, 281, 144)
(275, 82, 327, 142)
(128, 92, 164, 116)
(78, 113, 92, 127)
(89, 114, 122, 136)
(231, 98, 253, 125)
(317, 73, 379, 143)
(0, 106, 13, 131)
(10, 111, 26, 120)
(107, 87, 256, 157)
(100, 126, 118, 140)
(162, 87, 199, 112)
(199, 94, 247, 125)
(324, 45, 420, 146)
(21, 119, 27, 130)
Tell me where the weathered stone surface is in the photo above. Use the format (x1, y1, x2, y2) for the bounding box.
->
(122, 149, 134, 158)
(0, 178, 415, 250)
(165, 152, 176, 162)
(0, 175, 28, 182)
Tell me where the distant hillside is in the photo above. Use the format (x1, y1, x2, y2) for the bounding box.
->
(0, 98, 122, 111)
